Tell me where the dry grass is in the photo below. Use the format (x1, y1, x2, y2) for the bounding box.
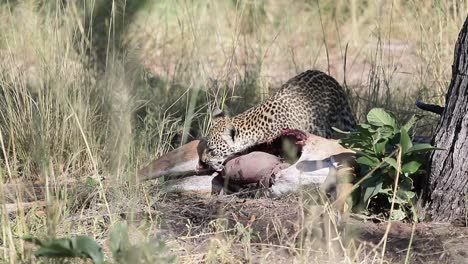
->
(1, 0, 467, 263)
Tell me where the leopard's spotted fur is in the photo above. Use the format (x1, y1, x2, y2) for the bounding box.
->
(199, 70, 356, 171)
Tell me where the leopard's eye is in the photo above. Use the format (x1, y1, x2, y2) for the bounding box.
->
(208, 149, 216, 155)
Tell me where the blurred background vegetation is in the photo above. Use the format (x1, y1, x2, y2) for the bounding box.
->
(0, 0, 466, 262)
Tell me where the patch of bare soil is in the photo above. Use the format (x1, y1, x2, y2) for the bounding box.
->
(350, 219, 468, 264)
(152, 192, 468, 263)
(153, 192, 302, 242)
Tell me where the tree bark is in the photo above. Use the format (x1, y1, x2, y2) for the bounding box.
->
(425, 17, 468, 223)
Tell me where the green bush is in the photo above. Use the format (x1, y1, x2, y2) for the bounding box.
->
(24, 222, 176, 263)
(335, 108, 442, 221)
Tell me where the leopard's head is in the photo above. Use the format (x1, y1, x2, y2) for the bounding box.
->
(198, 108, 239, 171)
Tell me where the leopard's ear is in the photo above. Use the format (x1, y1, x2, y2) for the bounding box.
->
(212, 107, 227, 119)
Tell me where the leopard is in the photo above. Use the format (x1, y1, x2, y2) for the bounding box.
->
(198, 70, 357, 171)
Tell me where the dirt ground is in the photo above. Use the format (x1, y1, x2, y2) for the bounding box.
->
(5, 176, 467, 263)
(151, 191, 468, 264)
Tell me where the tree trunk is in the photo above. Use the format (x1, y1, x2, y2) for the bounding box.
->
(425, 17, 468, 223)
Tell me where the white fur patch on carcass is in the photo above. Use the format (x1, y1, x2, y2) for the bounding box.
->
(270, 158, 337, 196)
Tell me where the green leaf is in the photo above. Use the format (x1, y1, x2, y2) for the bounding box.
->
(332, 127, 351, 134)
(388, 195, 405, 204)
(356, 125, 372, 133)
(405, 144, 444, 154)
(23, 235, 103, 264)
(400, 176, 414, 191)
(362, 178, 383, 203)
(397, 189, 416, 201)
(356, 149, 377, 158)
(23, 236, 45, 246)
(376, 126, 395, 140)
(399, 128, 413, 154)
(367, 108, 397, 128)
(73, 236, 104, 264)
(401, 160, 422, 174)
(379, 188, 392, 195)
(359, 123, 377, 132)
(360, 123, 371, 129)
(356, 156, 379, 167)
(390, 209, 407, 221)
(402, 115, 417, 132)
(384, 157, 398, 170)
(109, 222, 130, 261)
(373, 138, 388, 154)
(34, 239, 76, 258)
(360, 173, 385, 205)
(387, 189, 414, 205)
(86, 176, 99, 188)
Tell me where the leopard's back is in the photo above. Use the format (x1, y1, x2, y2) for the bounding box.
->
(234, 70, 356, 141)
